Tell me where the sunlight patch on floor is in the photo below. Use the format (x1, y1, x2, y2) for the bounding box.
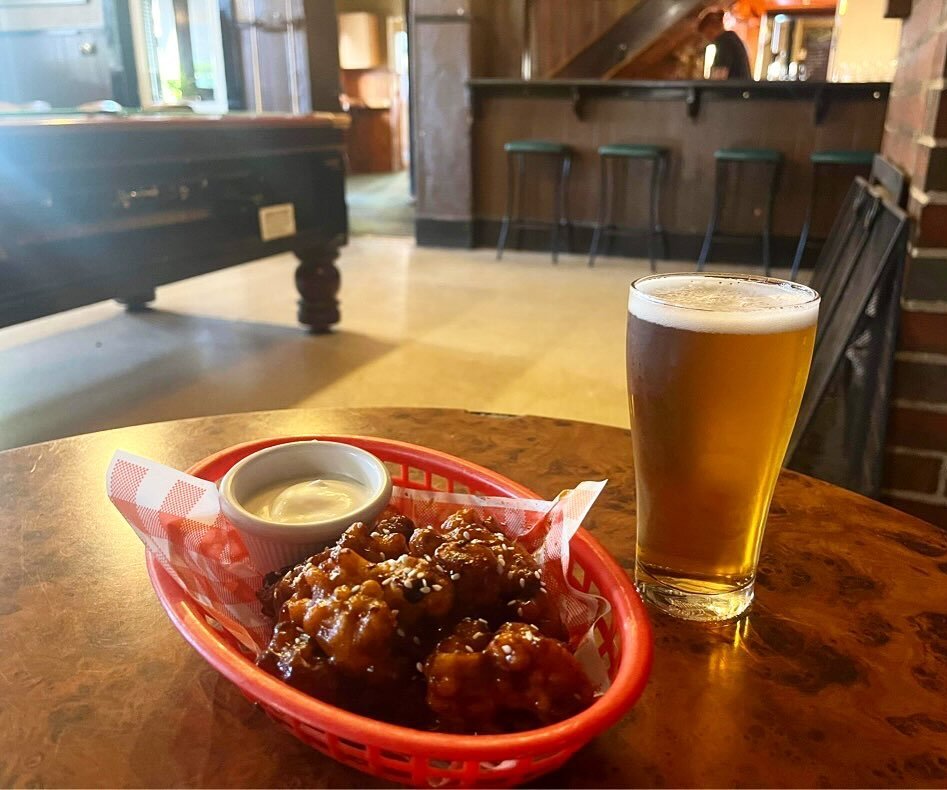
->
(0, 236, 783, 449)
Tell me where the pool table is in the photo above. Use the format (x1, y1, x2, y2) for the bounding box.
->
(0, 111, 349, 332)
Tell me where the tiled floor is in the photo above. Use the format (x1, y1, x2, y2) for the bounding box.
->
(0, 236, 787, 450)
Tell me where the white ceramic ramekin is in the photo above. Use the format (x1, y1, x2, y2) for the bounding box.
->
(218, 440, 392, 572)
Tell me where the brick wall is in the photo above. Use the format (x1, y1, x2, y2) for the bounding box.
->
(880, 0, 947, 528)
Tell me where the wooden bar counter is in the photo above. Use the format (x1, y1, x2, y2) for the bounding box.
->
(463, 79, 889, 262)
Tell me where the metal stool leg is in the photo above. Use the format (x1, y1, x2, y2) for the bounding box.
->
(562, 153, 573, 256)
(791, 163, 818, 281)
(647, 155, 663, 272)
(655, 153, 669, 262)
(763, 160, 781, 276)
(496, 151, 515, 260)
(589, 155, 609, 267)
(698, 159, 724, 270)
(514, 152, 526, 252)
(552, 153, 570, 263)
(604, 174, 616, 259)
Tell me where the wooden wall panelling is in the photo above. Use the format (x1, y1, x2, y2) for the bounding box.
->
(467, 0, 642, 78)
(535, 0, 642, 77)
(550, 0, 709, 79)
(470, 0, 523, 78)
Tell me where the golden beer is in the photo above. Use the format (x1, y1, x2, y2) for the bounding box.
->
(626, 273, 819, 620)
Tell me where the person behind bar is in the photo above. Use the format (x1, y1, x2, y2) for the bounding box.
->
(697, 7, 751, 80)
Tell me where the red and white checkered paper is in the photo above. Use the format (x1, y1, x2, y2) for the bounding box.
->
(107, 450, 612, 687)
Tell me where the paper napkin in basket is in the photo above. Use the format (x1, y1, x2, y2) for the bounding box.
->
(107, 450, 613, 689)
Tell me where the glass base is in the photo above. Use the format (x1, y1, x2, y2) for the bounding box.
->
(635, 565, 754, 622)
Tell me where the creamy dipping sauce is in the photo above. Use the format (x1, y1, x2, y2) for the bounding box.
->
(243, 476, 367, 523)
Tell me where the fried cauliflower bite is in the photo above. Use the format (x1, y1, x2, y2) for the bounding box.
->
(408, 508, 542, 616)
(282, 578, 399, 677)
(260, 543, 454, 682)
(432, 616, 493, 654)
(256, 620, 343, 702)
(372, 554, 455, 631)
(424, 620, 594, 733)
(256, 507, 593, 732)
(505, 587, 568, 640)
(258, 516, 417, 617)
(337, 515, 414, 563)
(257, 546, 374, 617)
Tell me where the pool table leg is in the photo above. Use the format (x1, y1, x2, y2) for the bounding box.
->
(294, 236, 342, 333)
(116, 289, 156, 312)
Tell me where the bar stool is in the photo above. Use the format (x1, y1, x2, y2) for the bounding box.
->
(496, 140, 573, 263)
(790, 150, 875, 280)
(588, 144, 668, 270)
(697, 148, 783, 275)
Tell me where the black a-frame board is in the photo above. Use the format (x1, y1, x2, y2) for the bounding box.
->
(787, 176, 909, 498)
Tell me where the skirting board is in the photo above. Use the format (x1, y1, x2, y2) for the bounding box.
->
(414, 217, 821, 269)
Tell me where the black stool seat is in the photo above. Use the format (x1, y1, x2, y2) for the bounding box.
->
(589, 143, 669, 270)
(791, 150, 876, 280)
(698, 148, 784, 275)
(497, 139, 574, 263)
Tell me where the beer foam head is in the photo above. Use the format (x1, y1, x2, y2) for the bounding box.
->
(629, 274, 819, 334)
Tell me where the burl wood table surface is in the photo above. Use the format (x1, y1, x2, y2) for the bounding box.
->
(2, 407, 946, 788)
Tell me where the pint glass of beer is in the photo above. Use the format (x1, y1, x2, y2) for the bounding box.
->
(626, 273, 819, 621)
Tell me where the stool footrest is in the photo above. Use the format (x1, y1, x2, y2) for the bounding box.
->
(504, 219, 570, 230)
(701, 232, 773, 243)
(596, 224, 664, 237)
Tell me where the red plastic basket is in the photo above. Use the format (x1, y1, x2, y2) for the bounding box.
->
(145, 435, 653, 788)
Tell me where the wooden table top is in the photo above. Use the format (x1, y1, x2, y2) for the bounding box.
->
(2, 407, 946, 788)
